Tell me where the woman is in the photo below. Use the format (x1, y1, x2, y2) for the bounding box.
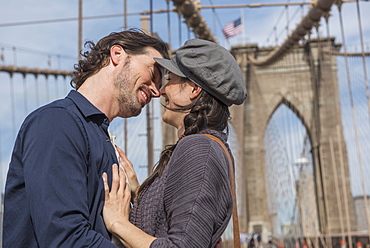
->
(102, 39, 247, 248)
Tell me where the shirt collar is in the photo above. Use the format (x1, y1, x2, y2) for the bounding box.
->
(66, 90, 108, 120)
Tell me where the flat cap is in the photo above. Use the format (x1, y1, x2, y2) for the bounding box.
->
(154, 39, 247, 106)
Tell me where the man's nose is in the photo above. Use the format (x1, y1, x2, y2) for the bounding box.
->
(149, 84, 160, 98)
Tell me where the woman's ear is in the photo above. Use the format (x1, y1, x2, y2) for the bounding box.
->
(110, 45, 125, 66)
(189, 82, 202, 100)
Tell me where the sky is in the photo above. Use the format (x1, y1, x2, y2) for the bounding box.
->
(0, 0, 369, 193)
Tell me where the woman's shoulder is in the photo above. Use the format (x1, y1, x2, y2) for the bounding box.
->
(179, 131, 227, 149)
(173, 134, 229, 164)
(176, 133, 220, 152)
(179, 133, 212, 143)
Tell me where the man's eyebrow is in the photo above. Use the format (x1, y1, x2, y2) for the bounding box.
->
(152, 63, 163, 88)
(154, 63, 160, 74)
(154, 63, 164, 79)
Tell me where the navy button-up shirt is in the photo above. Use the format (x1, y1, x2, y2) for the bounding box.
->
(3, 90, 118, 247)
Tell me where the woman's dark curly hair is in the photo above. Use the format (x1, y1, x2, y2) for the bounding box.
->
(70, 28, 169, 89)
(138, 82, 230, 196)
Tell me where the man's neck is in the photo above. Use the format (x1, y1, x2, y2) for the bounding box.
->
(77, 72, 117, 121)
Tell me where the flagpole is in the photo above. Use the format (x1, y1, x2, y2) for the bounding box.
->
(241, 8, 246, 45)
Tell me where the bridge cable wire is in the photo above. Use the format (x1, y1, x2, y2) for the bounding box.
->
(337, 1, 370, 239)
(264, 106, 298, 240)
(276, 110, 296, 240)
(323, 14, 355, 245)
(282, 105, 298, 247)
(286, 5, 289, 37)
(207, 0, 217, 37)
(9, 76, 16, 138)
(304, 29, 321, 245)
(45, 76, 50, 103)
(264, 118, 286, 237)
(318, 145, 332, 247)
(323, 12, 355, 247)
(294, 50, 317, 247)
(262, 3, 303, 47)
(249, 0, 336, 66)
(315, 24, 331, 247)
(0, 42, 75, 60)
(178, 14, 182, 48)
(355, 0, 370, 128)
(35, 75, 40, 107)
(316, 19, 346, 238)
(1, 47, 4, 64)
(329, 136, 346, 244)
(252, 58, 292, 239)
(275, 7, 287, 46)
(167, 0, 172, 46)
(308, 27, 322, 247)
(291, 47, 304, 246)
(337, 124, 354, 248)
(22, 76, 28, 115)
(306, 23, 332, 246)
(207, 0, 226, 44)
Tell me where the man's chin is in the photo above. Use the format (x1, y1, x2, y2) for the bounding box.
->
(120, 107, 142, 118)
(131, 109, 142, 117)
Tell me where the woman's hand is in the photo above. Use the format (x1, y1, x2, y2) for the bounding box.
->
(102, 164, 157, 248)
(102, 164, 131, 233)
(116, 146, 140, 201)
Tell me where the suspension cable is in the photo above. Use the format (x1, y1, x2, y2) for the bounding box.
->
(167, 0, 171, 46)
(9, 75, 16, 138)
(45, 76, 50, 103)
(337, 1, 370, 240)
(34, 75, 40, 108)
(328, 137, 346, 242)
(208, 0, 224, 37)
(312, 24, 324, 248)
(178, 15, 182, 48)
(355, 0, 370, 127)
(323, 9, 354, 247)
(337, 124, 353, 248)
(22, 76, 28, 115)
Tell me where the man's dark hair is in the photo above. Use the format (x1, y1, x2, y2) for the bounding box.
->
(71, 28, 169, 89)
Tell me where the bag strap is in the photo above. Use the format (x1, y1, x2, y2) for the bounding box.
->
(201, 134, 240, 248)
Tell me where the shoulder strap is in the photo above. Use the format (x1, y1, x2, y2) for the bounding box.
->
(201, 134, 241, 248)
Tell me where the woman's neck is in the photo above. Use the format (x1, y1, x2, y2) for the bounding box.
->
(177, 126, 185, 139)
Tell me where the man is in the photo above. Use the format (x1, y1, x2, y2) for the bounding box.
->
(3, 29, 169, 247)
(240, 229, 248, 248)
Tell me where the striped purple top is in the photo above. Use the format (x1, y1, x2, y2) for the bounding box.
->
(130, 129, 234, 248)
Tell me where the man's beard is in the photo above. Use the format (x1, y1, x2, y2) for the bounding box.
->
(115, 61, 143, 118)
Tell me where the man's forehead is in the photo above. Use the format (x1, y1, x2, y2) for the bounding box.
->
(145, 46, 163, 58)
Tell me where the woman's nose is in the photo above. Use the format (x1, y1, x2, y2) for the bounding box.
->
(159, 87, 166, 96)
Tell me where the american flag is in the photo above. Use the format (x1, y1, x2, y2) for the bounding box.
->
(222, 18, 243, 39)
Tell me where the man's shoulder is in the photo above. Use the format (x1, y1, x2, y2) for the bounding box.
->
(43, 95, 75, 110)
(21, 97, 82, 132)
(29, 96, 78, 119)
